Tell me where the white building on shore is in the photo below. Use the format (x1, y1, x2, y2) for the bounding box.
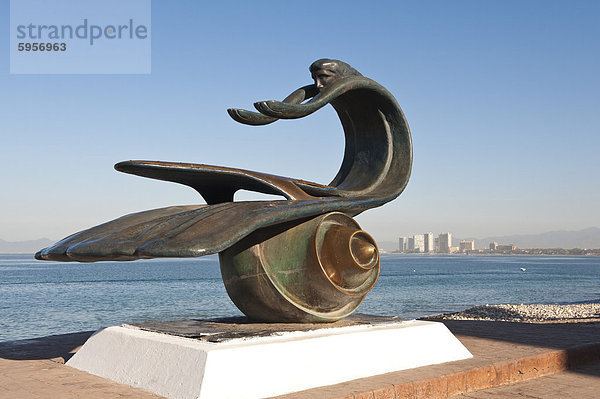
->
(398, 231, 457, 253)
(459, 240, 475, 252)
(413, 234, 425, 253)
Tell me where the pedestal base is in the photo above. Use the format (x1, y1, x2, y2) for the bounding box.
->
(67, 318, 472, 399)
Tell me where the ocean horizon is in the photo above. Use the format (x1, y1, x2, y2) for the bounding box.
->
(1, 253, 599, 342)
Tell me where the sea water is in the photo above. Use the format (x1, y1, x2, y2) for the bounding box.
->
(1, 253, 599, 341)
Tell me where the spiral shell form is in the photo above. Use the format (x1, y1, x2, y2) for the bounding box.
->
(219, 212, 380, 322)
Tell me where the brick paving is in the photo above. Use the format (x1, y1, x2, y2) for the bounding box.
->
(0, 319, 598, 399)
(0, 331, 161, 399)
(0, 358, 163, 399)
(457, 362, 600, 398)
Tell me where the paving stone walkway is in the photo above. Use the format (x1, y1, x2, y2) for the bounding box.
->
(457, 362, 600, 398)
(0, 331, 161, 399)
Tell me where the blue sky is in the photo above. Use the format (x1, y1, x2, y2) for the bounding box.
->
(1, 1, 599, 243)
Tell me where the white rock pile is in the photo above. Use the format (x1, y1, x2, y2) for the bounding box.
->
(429, 303, 600, 323)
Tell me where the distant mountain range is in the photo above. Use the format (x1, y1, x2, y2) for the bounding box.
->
(463, 227, 600, 250)
(381, 227, 600, 251)
(0, 238, 54, 254)
(3, 227, 600, 254)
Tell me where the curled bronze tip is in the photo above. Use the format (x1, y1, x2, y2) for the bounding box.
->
(320, 223, 379, 293)
(350, 233, 377, 268)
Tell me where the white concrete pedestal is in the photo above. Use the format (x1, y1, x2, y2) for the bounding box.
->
(67, 320, 472, 399)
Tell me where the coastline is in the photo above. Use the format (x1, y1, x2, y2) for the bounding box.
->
(2, 251, 598, 256)
(381, 251, 600, 256)
(4, 253, 600, 341)
(424, 303, 600, 323)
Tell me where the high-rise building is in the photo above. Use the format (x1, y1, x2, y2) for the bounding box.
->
(413, 234, 425, 253)
(489, 242, 498, 250)
(399, 237, 409, 252)
(407, 237, 415, 251)
(459, 240, 475, 252)
(434, 237, 440, 252)
(438, 232, 452, 253)
(424, 232, 434, 253)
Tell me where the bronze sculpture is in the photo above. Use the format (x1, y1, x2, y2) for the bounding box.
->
(36, 59, 412, 322)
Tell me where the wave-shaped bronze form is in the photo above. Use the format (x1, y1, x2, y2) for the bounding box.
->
(36, 59, 412, 322)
